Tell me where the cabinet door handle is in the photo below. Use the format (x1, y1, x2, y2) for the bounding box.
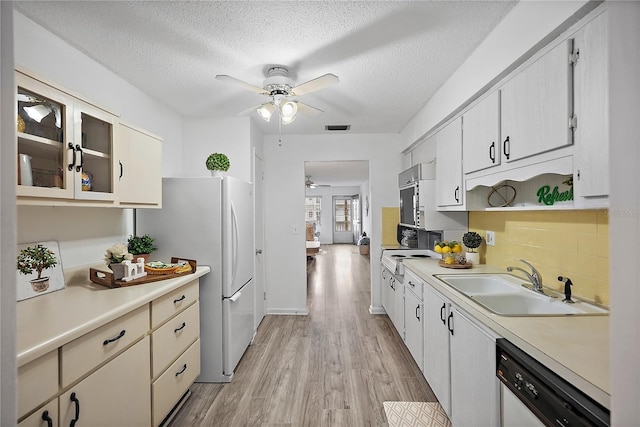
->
(41, 410, 53, 427)
(447, 312, 454, 336)
(175, 363, 187, 377)
(174, 322, 186, 333)
(440, 303, 446, 325)
(75, 145, 84, 173)
(503, 136, 510, 160)
(173, 295, 186, 304)
(409, 281, 415, 288)
(416, 305, 420, 321)
(119, 161, 123, 179)
(69, 392, 80, 427)
(454, 186, 460, 203)
(489, 141, 496, 163)
(103, 329, 126, 346)
(68, 142, 76, 171)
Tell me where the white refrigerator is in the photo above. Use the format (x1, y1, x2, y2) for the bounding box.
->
(137, 176, 255, 382)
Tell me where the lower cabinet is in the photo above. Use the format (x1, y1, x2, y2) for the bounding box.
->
(449, 307, 500, 427)
(423, 285, 452, 415)
(404, 286, 423, 372)
(423, 283, 500, 425)
(17, 278, 201, 427)
(60, 336, 151, 426)
(392, 277, 404, 335)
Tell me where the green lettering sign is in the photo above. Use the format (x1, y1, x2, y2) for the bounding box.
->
(537, 184, 574, 206)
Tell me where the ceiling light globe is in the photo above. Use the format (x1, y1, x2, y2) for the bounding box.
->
(280, 101, 298, 118)
(257, 103, 275, 122)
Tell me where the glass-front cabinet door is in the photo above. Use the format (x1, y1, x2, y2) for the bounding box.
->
(16, 71, 117, 203)
(17, 73, 75, 199)
(71, 101, 116, 201)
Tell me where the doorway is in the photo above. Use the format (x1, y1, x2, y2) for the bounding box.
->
(333, 196, 354, 244)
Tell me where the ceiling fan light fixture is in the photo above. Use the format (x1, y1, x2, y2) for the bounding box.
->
(257, 103, 275, 122)
(280, 100, 298, 118)
(281, 113, 297, 125)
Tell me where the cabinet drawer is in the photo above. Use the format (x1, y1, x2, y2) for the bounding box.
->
(18, 350, 58, 419)
(152, 279, 199, 328)
(152, 339, 200, 427)
(405, 270, 424, 301)
(61, 304, 149, 387)
(152, 302, 200, 377)
(18, 399, 58, 427)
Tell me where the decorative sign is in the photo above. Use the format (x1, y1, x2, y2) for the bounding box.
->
(537, 177, 574, 206)
(16, 241, 65, 301)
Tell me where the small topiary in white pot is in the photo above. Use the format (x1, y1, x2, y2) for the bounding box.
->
(206, 153, 230, 176)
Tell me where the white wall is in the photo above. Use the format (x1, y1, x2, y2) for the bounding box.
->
(1, 2, 17, 423)
(360, 179, 372, 241)
(400, 0, 593, 149)
(181, 116, 252, 181)
(305, 185, 361, 244)
(263, 133, 402, 314)
(609, 2, 640, 424)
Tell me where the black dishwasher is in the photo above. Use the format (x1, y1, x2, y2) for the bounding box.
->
(496, 338, 610, 427)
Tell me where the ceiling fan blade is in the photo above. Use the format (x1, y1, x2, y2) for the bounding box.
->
(235, 103, 265, 116)
(291, 73, 339, 96)
(297, 101, 324, 117)
(215, 75, 267, 95)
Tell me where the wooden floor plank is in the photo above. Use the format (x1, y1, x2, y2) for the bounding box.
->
(168, 244, 436, 426)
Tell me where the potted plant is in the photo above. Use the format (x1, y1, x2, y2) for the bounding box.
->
(127, 234, 157, 263)
(206, 153, 230, 176)
(462, 231, 483, 264)
(17, 244, 58, 292)
(104, 243, 134, 279)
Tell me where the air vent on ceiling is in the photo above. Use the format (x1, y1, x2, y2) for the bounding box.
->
(325, 125, 351, 131)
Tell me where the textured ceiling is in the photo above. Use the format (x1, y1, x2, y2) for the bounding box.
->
(14, 0, 517, 138)
(305, 161, 370, 188)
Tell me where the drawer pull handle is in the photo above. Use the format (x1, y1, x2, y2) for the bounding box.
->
(103, 329, 126, 346)
(174, 322, 187, 333)
(175, 363, 187, 377)
(174, 295, 186, 304)
(42, 410, 53, 427)
(70, 392, 80, 427)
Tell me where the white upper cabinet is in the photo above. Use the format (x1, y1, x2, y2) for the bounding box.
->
(463, 91, 501, 174)
(573, 10, 609, 203)
(500, 38, 573, 163)
(116, 122, 163, 208)
(436, 117, 464, 209)
(16, 69, 162, 208)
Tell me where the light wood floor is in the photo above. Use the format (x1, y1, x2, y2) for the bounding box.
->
(169, 244, 436, 426)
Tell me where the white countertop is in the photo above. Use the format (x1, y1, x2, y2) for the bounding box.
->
(17, 265, 210, 367)
(403, 258, 610, 410)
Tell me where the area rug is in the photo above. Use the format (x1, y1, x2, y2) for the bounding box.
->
(383, 401, 452, 427)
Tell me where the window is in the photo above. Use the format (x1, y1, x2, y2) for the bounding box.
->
(305, 196, 321, 225)
(334, 198, 352, 232)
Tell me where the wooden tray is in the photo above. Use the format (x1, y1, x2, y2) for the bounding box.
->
(90, 258, 197, 288)
(438, 260, 473, 269)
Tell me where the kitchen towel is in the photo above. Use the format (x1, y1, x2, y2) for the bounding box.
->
(383, 401, 451, 427)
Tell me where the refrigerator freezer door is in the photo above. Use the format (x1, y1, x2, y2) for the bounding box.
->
(222, 177, 254, 297)
(222, 279, 255, 376)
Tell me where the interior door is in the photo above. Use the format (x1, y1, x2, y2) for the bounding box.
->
(352, 195, 361, 243)
(333, 196, 354, 244)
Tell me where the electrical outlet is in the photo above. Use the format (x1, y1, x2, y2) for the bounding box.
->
(486, 231, 495, 246)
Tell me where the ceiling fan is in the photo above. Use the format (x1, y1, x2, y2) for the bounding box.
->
(216, 66, 339, 125)
(305, 176, 331, 189)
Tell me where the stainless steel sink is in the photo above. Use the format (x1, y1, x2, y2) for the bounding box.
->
(435, 273, 608, 316)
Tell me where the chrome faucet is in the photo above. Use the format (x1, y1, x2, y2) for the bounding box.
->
(507, 259, 544, 293)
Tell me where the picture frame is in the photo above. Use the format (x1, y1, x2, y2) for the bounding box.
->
(16, 240, 65, 301)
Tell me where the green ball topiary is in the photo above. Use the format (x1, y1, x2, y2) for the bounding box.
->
(206, 153, 230, 171)
(462, 231, 483, 252)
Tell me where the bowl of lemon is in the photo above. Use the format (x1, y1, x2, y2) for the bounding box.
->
(434, 241, 471, 268)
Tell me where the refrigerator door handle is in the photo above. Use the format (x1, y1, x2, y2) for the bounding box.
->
(230, 200, 239, 284)
(228, 291, 241, 303)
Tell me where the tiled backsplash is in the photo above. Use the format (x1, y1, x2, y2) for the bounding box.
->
(469, 210, 609, 306)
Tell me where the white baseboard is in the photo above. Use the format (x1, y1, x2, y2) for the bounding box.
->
(369, 305, 386, 315)
(266, 308, 309, 315)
